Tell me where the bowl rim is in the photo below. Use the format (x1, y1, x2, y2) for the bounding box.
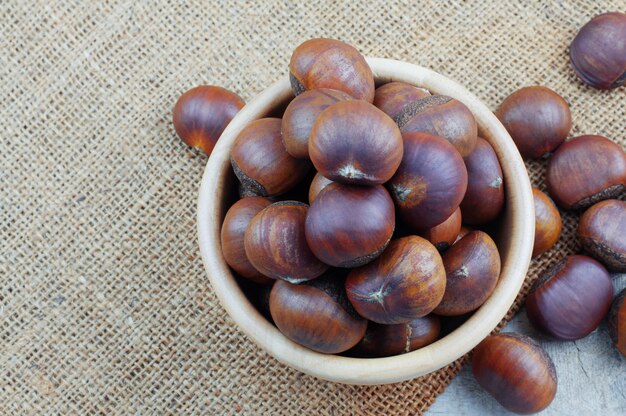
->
(197, 57, 534, 385)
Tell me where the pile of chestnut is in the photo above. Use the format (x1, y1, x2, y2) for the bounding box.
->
(173, 11, 626, 415)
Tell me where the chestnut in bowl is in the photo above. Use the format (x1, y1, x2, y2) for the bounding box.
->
(578, 199, 626, 271)
(345, 236, 446, 324)
(173, 85, 244, 155)
(495, 86, 571, 159)
(373, 81, 430, 120)
(309, 100, 403, 186)
(532, 188, 562, 257)
(305, 183, 395, 268)
(419, 207, 462, 251)
(387, 132, 468, 231)
(525, 255, 613, 340)
(231, 118, 311, 196)
(546, 134, 626, 210)
(308, 172, 333, 204)
(472, 333, 557, 414)
(289, 38, 375, 102)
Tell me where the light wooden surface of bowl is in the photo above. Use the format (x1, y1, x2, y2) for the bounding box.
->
(197, 58, 534, 385)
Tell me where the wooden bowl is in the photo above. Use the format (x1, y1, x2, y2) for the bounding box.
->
(197, 58, 534, 385)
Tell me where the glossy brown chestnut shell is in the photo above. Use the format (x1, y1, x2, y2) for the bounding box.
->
(309, 100, 403, 185)
(434, 231, 501, 316)
(308, 172, 333, 204)
(345, 236, 446, 324)
(221, 197, 273, 284)
(419, 207, 462, 251)
(570, 12, 626, 90)
(387, 132, 468, 231)
(173, 85, 244, 156)
(460, 137, 505, 224)
(472, 333, 557, 414)
(231, 118, 311, 196)
(578, 199, 626, 271)
(288, 38, 375, 102)
(373, 81, 430, 120)
(305, 183, 395, 268)
(532, 188, 562, 257)
(546, 135, 626, 210)
(495, 86, 571, 159)
(244, 201, 328, 283)
(269, 274, 367, 354)
(395, 95, 477, 157)
(281, 88, 353, 159)
(354, 315, 440, 357)
(525, 255, 613, 340)
(609, 289, 626, 356)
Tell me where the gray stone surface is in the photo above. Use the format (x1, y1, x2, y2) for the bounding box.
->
(428, 274, 626, 415)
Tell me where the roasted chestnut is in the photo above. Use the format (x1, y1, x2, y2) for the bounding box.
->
(354, 315, 440, 357)
(308, 172, 333, 204)
(419, 207, 462, 251)
(231, 118, 311, 196)
(269, 273, 367, 354)
(460, 137, 505, 224)
(609, 289, 626, 356)
(305, 183, 395, 268)
(472, 333, 557, 414)
(345, 236, 446, 324)
(387, 132, 467, 230)
(221, 197, 273, 284)
(434, 231, 501, 316)
(570, 12, 626, 90)
(395, 95, 477, 157)
(495, 86, 571, 159)
(546, 135, 626, 210)
(309, 100, 403, 185)
(578, 199, 626, 271)
(525, 255, 613, 340)
(289, 38, 375, 102)
(244, 201, 328, 283)
(281, 88, 353, 159)
(532, 188, 562, 257)
(373, 81, 430, 120)
(173, 85, 244, 156)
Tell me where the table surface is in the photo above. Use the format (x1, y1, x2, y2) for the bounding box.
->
(428, 274, 626, 415)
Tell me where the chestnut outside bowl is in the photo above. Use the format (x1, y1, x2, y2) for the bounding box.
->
(198, 58, 534, 385)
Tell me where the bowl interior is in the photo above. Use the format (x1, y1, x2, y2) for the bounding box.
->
(198, 58, 534, 385)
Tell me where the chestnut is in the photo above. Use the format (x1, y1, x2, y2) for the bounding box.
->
(532, 188, 562, 257)
(472, 333, 557, 414)
(419, 207, 462, 251)
(269, 272, 367, 354)
(305, 183, 395, 268)
(373, 81, 430, 120)
(525, 255, 613, 340)
(309, 100, 403, 185)
(395, 95, 477, 157)
(289, 38, 375, 102)
(495, 86, 571, 159)
(345, 236, 446, 324)
(221, 197, 273, 284)
(172, 85, 244, 156)
(354, 315, 440, 357)
(244, 201, 328, 283)
(546, 135, 626, 210)
(434, 231, 501, 316)
(308, 172, 333, 204)
(231, 118, 311, 196)
(609, 289, 626, 356)
(281, 88, 353, 159)
(460, 137, 505, 224)
(387, 132, 467, 230)
(570, 12, 626, 90)
(578, 199, 626, 271)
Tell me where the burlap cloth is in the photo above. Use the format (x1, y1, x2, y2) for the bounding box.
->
(1, 1, 624, 414)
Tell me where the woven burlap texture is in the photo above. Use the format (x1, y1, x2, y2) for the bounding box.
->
(1, 1, 624, 414)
